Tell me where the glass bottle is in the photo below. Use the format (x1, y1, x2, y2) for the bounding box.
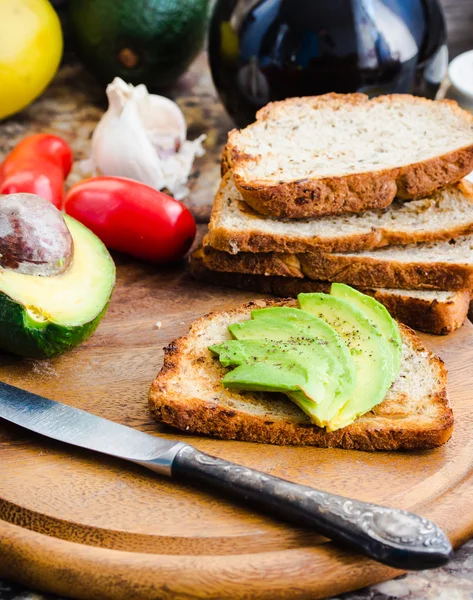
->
(208, 0, 448, 126)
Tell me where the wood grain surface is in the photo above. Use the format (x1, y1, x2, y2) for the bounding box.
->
(1, 228, 473, 600)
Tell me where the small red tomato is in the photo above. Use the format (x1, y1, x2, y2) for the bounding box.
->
(64, 177, 196, 263)
(29, 133, 74, 177)
(0, 134, 73, 208)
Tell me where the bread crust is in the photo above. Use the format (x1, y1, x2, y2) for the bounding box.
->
(191, 249, 470, 335)
(227, 94, 473, 218)
(208, 174, 473, 255)
(203, 244, 304, 278)
(149, 298, 453, 451)
(221, 142, 233, 177)
(367, 290, 470, 336)
(202, 244, 473, 291)
(299, 252, 473, 291)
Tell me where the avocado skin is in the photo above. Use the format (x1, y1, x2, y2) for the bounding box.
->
(69, 0, 210, 90)
(0, 293, 111, 359)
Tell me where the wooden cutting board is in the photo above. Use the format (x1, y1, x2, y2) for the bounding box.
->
(1, 250, 473, 600)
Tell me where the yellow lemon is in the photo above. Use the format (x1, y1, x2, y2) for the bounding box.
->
(0, 0, 63, 120)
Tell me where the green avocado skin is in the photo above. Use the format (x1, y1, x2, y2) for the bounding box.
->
(69, 0, 210, 90)
(0, 294, 110, 359)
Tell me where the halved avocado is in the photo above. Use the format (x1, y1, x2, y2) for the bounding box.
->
(0, 216, 116, 358)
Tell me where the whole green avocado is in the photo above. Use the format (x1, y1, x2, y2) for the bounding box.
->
(69, 0, 210, 90)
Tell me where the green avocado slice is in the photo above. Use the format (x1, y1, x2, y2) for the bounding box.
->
(250, 306, 357, 379)
(0, 216, 116, 358)
(250, 306, 324, 323)
(210, 339, 331, 402)
(227, 313, 357, 426)
(250, 306, 361, 424)
(330, 283, 402, 378)
(298, 293, 392, 431)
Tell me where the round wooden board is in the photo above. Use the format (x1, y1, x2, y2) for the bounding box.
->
(1, 252, 473, 600)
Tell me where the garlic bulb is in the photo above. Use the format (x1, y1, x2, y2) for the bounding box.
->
(91, 78, 205, 200)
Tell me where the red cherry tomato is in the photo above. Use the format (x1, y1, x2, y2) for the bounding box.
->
(64, 177, 196, 263)
(0, 134, 73, 208)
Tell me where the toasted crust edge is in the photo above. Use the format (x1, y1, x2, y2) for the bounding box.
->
(367, 289, 470, 336)
(227, 94, 473, 218)
(149, 299, 453, 451)
(190, 249, 470, 335)
(202, 244, 473, 291)
(208, 174, 473, 254)
(299, 252, 473, 291)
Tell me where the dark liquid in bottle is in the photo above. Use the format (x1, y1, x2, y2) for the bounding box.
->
(209, 0, 447, 127)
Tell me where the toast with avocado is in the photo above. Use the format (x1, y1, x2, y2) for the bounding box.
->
(149, 296, 452, 451)
(191, 249, 470, 335)
(226, 94, 473, 218)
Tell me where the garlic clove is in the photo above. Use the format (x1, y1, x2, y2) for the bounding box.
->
(91, 81, 167, 190)
(91, 78, 205, 199)
(138, 87, 187, 154)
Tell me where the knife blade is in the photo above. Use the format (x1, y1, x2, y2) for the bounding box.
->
(0, 381, 185, 473)
(0, 381, 452, 570)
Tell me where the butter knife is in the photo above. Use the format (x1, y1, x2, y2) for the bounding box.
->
(0, 381, 452, 570)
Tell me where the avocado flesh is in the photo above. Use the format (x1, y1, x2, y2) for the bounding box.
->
(227, 316, 357, 426)
(298, 293, 392, 431)
(251, 306, 325, 323)
(250, 307, 360, 425)
(211, 338, 334, 403)
(330, 283, 402, 377)
(250, 307, 356, 384)
(0, 216, 115, 358)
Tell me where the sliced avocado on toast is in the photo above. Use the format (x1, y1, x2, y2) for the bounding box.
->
(0, 216, 115, 358)
(249, 307, 360, 426)
(221, 309, 357, 427)
(330, 283, 403, 375)
(298, 293, 394, 430)
(210, 286, 402, 432)
(210, 338, 337, 405)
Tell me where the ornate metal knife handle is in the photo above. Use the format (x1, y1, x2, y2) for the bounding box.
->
(171, 445, 452, 570)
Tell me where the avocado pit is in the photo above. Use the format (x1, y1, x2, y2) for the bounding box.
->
(0, 193, 73, 277)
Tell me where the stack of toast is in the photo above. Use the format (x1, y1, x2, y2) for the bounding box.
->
(191, 93, 473, 335)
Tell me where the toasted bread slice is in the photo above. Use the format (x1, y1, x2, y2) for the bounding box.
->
(191, 249, 470, 335)
(227, 94, 473, 218)
(207, 173, 473, 254)
(149, 298, 452, 451)
(202, 236, 473, 291)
